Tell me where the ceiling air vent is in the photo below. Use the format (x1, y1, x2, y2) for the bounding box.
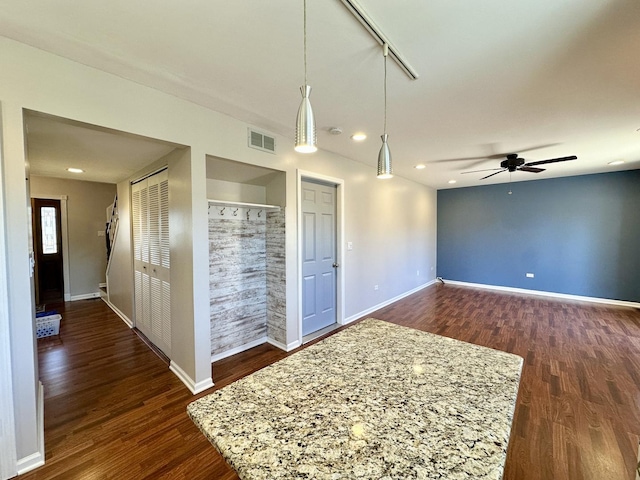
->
(248, 128, 276, 154)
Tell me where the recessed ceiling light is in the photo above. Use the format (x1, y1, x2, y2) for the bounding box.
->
(67, 168, 84, 173)
(608, 160, 625, 166)
(351, 133, 367, 141)
(448, 180, 457, 184)
(414, 164, 426, 170)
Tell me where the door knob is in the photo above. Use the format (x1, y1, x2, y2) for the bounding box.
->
(332, 263, 339, 268)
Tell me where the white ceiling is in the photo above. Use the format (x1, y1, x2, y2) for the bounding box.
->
(4, 0, 640, 189)
(25, 112, 179, 184)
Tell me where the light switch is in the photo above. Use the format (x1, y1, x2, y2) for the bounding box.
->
(98, 230, 106, 237)
(347, 242, 353, 250)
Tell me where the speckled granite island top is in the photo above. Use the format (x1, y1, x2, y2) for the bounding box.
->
(188, 319, 523, 479)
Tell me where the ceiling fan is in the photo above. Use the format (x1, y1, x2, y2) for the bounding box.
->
(462, 153, 577, 180)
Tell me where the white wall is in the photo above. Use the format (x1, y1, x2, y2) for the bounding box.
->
(0, 36, 436, 471)
(107, 180, 133, 321)
(206, 178, 266, 204)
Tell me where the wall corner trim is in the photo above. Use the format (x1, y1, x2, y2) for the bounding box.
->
(267, 338, 301, 352)
(343, 280, 437, 325)
(16, 382, 45, 475)
(169, 361, 214, 395)
(442, 280, 640, 309)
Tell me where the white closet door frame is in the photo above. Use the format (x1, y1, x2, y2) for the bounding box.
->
(131, 168, 171, 357)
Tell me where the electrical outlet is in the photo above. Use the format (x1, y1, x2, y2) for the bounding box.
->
(526, 273, 534, 278)
(416, 270, 420, 276)
(374, 284, 379, 290)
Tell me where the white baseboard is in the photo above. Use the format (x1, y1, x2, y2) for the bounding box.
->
(443, 280, 640, 309)
(211, 336, 267, 362)
(169, 361, 214, 395)
(16, 382, 44, 475)
(100, 298, 133, 328)
(267, 338, 302, 352)
(63, 293, 71, 302)
(342, 279, 437, 325)
(69, 292, 101, 301)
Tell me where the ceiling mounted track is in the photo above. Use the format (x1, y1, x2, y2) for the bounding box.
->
(339, 0, 419, 80)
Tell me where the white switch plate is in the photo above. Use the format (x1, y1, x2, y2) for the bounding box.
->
(526, 273, 534, 278)
(374, 284, 379, 290)
(98, 231, 106, 237)
(347, 242, 353, 250)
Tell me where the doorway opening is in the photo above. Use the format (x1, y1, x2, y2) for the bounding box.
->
(297, 170, 345, 344)
(32, 198, 64, 305)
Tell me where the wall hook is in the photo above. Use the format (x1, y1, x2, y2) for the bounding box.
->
(219, 207, 225, 216)
(233, 208, 239, 216)
(246, 209, 251, 221)
(258, 210, 263, 218)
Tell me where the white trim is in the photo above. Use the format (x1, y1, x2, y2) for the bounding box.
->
(100, 297, 133, 328)
(343, 280, 437, 324)
(211, 336, 267, 362)
(70, 292, 101, 301)
(442, 280, 640, 309)
(0, 105, 18, 480)
(98, 282, 107, 289)
(296, 170, 345, 346)
(169, 360, 214, 395)
(31, 194, 70, 302)
(267, 337, 302, 352)
(16, 382, 45, 475)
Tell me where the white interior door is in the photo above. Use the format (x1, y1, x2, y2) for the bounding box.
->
(301, 179, 337, 336)
(132, 169, 171, 356)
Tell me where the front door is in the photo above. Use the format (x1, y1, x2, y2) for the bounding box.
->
(32, 198, 64, 304)
(301, 179, 337, 336)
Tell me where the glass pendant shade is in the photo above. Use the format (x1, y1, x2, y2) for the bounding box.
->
(295, 85, 317, 153)
(377, 134, 393, 179)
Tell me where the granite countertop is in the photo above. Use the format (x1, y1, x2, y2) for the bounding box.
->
(188, 318, 523, 479)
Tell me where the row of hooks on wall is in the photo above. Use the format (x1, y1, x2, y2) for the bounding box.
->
(207, 204, 269, 221)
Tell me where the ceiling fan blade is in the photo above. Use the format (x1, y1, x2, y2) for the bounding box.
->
(518, 166, 545, 173)
(523, 155, 577, 167)
(480, 170, 506, 180)
(461, 168, 504, 174)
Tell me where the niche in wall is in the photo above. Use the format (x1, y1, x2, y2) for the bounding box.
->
(206, 156, 286, 361)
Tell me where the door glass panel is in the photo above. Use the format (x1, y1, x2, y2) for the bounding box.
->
(41, 206, 58, 254)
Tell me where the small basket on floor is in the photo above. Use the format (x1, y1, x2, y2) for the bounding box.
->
(36, 313, 62, 338)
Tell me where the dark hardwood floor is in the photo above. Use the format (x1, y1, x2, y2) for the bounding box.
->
(19, 284, 640, 479)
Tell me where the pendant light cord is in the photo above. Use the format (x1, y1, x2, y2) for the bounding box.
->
(383, 45, 388, 135)
(304, 0, 307, 86)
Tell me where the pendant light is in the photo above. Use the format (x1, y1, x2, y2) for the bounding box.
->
(377, 43, 393, 179)
(295, 0, 317, 153)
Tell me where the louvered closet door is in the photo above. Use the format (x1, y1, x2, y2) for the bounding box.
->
(132, 170, 171, 357)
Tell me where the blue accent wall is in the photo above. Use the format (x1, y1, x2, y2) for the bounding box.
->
(437, 169, 640, 302)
